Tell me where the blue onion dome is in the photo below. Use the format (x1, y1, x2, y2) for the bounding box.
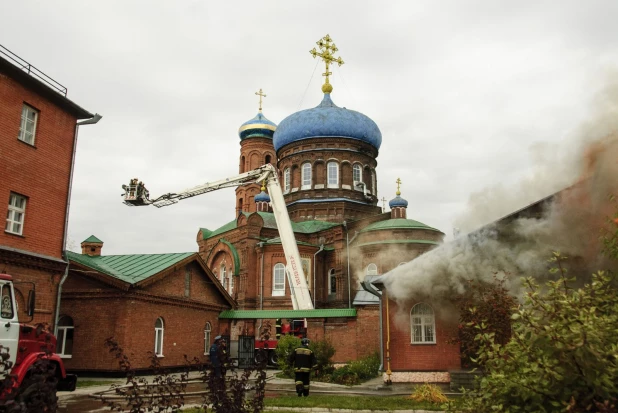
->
(273, 94, 382, 152)
(255, 190, 270, 203)
(238, 112, 277, 140)
(389, 195, 408, 208)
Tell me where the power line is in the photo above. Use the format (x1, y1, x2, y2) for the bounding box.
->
(296, 59, 320, 111)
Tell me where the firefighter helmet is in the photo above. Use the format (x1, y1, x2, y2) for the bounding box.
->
(301, 338, 310, 347)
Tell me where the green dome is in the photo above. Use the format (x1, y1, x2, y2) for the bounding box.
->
(359, 219, 441, 233)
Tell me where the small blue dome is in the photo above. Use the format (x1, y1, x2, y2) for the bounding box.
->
(273, 94, 382, 152)
(255, 190, 271, 203)
(389, 195, 408, 208)
(238, 112, 277, 140)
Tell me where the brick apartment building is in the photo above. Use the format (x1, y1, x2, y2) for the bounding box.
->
(0, 45, 97, 329)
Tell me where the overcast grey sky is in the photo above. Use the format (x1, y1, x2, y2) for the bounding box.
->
(3, 1, 617, 255)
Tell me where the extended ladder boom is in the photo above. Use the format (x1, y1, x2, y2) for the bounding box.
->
(121, 164, 314, 310)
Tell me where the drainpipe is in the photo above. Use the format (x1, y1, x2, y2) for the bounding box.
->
(343, 221, 351, 308)
(312, 244, 324, 308)
(385, 290, 392, 385)
(257, 242, 265, 335)
(55, 114, 102, 336)
(361, 280, 383, 373)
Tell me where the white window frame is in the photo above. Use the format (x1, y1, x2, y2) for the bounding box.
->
(228, 274, 234, 295)
(372, 170, 377, 195)
(366, 263, 378, 276)
(273, 263, 286, 296)
(220, 264, 227, 291)
(411, 303, 436, 344)
(284, 168, 291, 193)
(204, 322, 212, 355)
(353, 164, 362, 190)
(301, 163, 312, 190)
(6, 193, 27, 236)
(327, 162, 339, 188)
(18, 104, 38, 145)
(56, 316, 74, 358)
(155, 317, 165, 356)
(328, 268, 336, 295)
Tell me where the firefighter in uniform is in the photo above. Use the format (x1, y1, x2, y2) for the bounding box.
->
(288, 338, 316, 397)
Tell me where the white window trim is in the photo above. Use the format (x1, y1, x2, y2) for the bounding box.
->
(204, 322, 212, 355)
(353, 164, 363, 190)
(18, 104, 38, 145)
(301, 163, 312, 190)
(6, 193, 27, 236)
(366, 263, 378, 276)
(56, 316, 74, 359)
(328, 269, 336, 295)
(327, 162, 339, 188)
(410, 303, 436, 344)
(272, 263, 286, 296)
(284, 168, 291, 193)
(155, 318, 165, 357)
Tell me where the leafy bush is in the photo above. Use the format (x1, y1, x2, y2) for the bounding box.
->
(330, 365, 359, 385)
(347, 352, 380, 381)
(309, 340, 335, 378)
(410, 383, 448, 403)
(456, 252, 618, 413)
(274, 335, 300, 377)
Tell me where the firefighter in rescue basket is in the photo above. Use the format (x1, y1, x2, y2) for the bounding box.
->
(288, 338, 316, 397)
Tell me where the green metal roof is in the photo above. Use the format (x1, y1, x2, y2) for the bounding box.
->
(67, 251, 194, 284)
(201, 212, 339, 240)
(82, 235, 103, 243)
(356, 239, 440, 247)
(359, 218, 442, 233)
(218, 309, 357, 319)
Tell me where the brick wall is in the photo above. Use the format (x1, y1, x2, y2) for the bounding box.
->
(0, 73, 77, 259)
(383, 298, 460, 372)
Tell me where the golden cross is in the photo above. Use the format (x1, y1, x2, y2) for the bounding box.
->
(396, 178, 402, 196)
(255, 88, 266, 112)
(309, 34, 344, 94)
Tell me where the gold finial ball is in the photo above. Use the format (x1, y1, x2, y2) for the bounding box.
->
(322, 83, 333, 94)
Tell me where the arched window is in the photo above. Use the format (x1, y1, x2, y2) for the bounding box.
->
(273, 263, 286, 296)
(220, 264, 227, 290)
(265, 154, 271, 165)
(155, 317, 164, 356)
(327, 162, 339, 188)
(56, 315, 74, 357)
(240, 156, 245, 173)
(229, 275, 234, 295)
(353, 164, 362, 187)
(204, 322, 212, 355)
(301, 163, 312, 190)
(372, 170, 377, 195)
(366, 263, 378, 276)
(284, 168, 291, 193)
(328, 269, 336, 295)
(411, 303, 435, 344)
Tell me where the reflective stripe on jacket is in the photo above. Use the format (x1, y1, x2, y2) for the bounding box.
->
(289, 347, 315, 373)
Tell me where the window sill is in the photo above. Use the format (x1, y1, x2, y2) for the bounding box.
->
(300, 186, 311, 191)
(410, 342, 437, 345)
(4, 231, 25, 238)
(155, 354, 164, 358)
(59, 355, 72, 359)
(17, 139, 37, 149)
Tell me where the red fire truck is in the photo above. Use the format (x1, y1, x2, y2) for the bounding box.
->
(0, 274, 76, 405)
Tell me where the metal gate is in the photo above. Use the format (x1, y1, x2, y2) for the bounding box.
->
(238, 335, 255, 369)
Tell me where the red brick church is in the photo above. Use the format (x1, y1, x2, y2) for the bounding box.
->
(60, 35, 461, 380)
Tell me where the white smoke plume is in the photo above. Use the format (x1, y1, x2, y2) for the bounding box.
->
(381, 76, 618, 313)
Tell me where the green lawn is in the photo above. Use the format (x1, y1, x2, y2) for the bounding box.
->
(76, 380, 120, 388)
(264, 394, 446, 410)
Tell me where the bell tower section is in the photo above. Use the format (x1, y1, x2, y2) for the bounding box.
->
(235, 89, 277, 215)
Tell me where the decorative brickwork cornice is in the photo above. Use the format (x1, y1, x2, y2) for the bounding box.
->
(0, 246, 66, 274)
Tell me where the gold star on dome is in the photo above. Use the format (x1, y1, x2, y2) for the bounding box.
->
(309, 34, 344, 94)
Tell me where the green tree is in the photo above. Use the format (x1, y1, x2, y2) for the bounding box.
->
(456, 252, 618, 413)
(275, 335, 300, 377)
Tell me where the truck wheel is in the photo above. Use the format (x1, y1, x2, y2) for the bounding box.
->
(16, 377, 58, 412)
(268, 351, 278, 366)
(254, 349, 268, 365)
